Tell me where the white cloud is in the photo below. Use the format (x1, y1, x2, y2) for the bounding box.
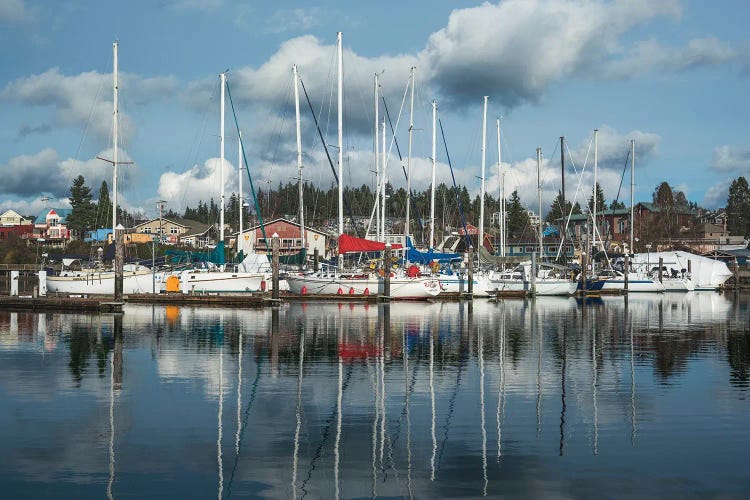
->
(419, 0, 682, 107)
(0, 0, 33, 23)
(1, 68, 178, 142)
(0, 147, 136, 198)
(157, 157, 235, 210)
(265, 7, 322, 34)
(604, 37, 736, 79)
(163, 0, 223, 12)
(702, 179, 732, 209)
(711, 145, 750, 174)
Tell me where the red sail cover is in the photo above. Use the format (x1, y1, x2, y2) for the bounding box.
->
(338, 234, 403, 254)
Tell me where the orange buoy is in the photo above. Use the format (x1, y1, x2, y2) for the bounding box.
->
(337, 287, 343, 295)
(364, 287, 370, 295)
(349, 287, 355, 295)
(301, 286, 307, 295)
(260, 280, 267, 292)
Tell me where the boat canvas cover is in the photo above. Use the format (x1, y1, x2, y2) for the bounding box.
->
(239, 252, 272, 273)
(405, 236, 461, 264)
(338, 234, 402, 254)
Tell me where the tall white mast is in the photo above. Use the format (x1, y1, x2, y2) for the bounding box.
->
(592, 128, 598, 253)
(337, 32, 344, 238)
(497, 118, 505, 258)
(429, 100, 437, 249)
(630, 138, 635, 253)
(238, 131, 243, 241)
(405, 67, 415, 240)
(537, 148, 543, 261)
(374, 73, 380, 241)
(220, 72, 226, 244)
(112, 41, 118, 234)
(294, 64, 305, 252)
(479, 96, 488, 254)
(381, 120, 387, 242)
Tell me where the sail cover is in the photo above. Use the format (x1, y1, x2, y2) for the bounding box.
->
(404, 236, 461, 264)
(338, 234, 402, 254)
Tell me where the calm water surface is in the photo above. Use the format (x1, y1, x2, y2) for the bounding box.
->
(1, 293, 749, 498)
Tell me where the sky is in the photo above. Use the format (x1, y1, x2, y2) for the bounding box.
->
(1, 0, 749, 221)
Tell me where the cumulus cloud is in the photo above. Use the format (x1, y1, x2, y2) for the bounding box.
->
(604, 37, 735, 79)
(265, 7, 322, 34)
(161, 0, 223, 12)
(1, 68, 178, 142)
(0, 0, 34, 23)
(419, 0, 682, 107)
(710, 145, 750, 174)
(157, 157, 236, 209)
(0, 148, 137, 198)
(702, 179, 732, 208)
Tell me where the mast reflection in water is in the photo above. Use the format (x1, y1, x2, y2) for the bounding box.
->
(0, 293, 749, 498)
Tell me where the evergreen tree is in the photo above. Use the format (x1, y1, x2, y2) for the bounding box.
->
(727, 176, 750, 237)
(653, 181, 675, 239)
(506, 190, 529, 239)
(587, 182, 606, 214)
(609, 200, 626, 210)
(546, 190, 581, 223)
(96, 180, 111, 229)
(67, 175, 96, 237)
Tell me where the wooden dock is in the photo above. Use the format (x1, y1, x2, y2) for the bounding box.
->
(126, 293, 267, 308)
(0, 296, 123, 313)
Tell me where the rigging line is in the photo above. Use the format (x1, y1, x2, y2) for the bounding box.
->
(299, 78, 362, 238)
(225, 79, 268, 244)
(224, 347, 264, 499)
(438, 117, 472, 249)
(180, 78, 218, 210)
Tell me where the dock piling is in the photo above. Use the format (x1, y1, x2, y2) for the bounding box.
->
(272, 234, 280, 301)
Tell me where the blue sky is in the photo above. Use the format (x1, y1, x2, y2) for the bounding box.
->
(1, 0, 749, 220)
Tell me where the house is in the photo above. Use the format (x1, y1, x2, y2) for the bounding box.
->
(236, 218, 330, 258)
(565, 208, 632, 251)
(0, 225, 33, 241)
(0, 209, 33, 226)
(635, 202, 697, 232)
(84, 228, 113, 243)
(133, 217, 215, 247)
(32, 208, 73, 245)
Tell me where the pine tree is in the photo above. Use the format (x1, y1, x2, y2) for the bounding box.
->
(96, 180, 111, 229)
(727, 176, 750, 237)
(587, 182, 607, 214)
(67, 175, 96, 237)
(506, 190, 529, 239)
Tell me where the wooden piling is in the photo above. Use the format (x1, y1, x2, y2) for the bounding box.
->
(581, 252, 588, 295)
(624, 255, 629, 292)
(272, 234, 280, 301)
(114, 225, 124, 302)
(382, 243, 391, 302)
(531, 252, 537, 296)
(313, 248, 319, 272)
(658, 257, 663, 283)
(467, 246, 474, 298)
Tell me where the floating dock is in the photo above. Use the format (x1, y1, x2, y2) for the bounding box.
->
(0, 296, 123, 313)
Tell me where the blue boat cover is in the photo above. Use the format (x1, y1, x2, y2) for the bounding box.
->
(404, 237, 461, 264)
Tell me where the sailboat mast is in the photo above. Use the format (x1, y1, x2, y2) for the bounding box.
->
(560, 136, 566, 252)
(381, 120, 387, 242)
(630, 138, 635, 253)
(592, 128, 598, 254)
(337, 32, 344, 238)
(238, 131, 243, 240)
(497, 119, 505, 257)
(430, 100, 437, 249)
(405, 67, 415, 240)
(294, 64, 305, 251)
(220, 72, 226, 244)
(479, 96, 488, 254)
(537, 148, 543, 261)
(374, 73, 380, 241)
(112, 41, 118, 234)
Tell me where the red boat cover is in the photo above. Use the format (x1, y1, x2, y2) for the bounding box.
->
(337, 234, 403, 254)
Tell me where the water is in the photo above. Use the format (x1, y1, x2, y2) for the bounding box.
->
(1, 293, 749, 498)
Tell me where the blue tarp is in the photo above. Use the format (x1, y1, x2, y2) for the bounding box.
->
(165, 241, 225, 265)
(404, 236, 461, 264)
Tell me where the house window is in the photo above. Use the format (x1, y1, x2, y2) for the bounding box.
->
(170, 227, 179, 234)
(49, 218, 58, 227)
(143, 227, 151, 234)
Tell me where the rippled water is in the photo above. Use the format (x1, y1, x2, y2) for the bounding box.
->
(1, 292, 749, 498)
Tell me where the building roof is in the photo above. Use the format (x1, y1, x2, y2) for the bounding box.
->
(239, 217, 331, 237)
(637, 202, 697, 215)
(565, 207, 630, 222)
(34, 208, 72, 224)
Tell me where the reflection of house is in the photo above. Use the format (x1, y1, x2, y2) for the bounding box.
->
(133, 218, 215, 247)
(32, 208, 72, 246)
(0, 209, 33, 226)
(236, 218, 330, 258)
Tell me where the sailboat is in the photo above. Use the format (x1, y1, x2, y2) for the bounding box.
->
(488, 148, 577, 295)
(174, 72, 278, 294)
(285, 33, 441, 299)
(46, 42, 154, 295)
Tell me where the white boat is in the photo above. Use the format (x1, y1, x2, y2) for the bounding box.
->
(46, 42, 156, 296)
(286, 269, 441, 299)
(585, 269, 665, 293)
(47, 261, 156, 295)
(628, 251, 732, 291)
(487, 263, 577, 296)
(437, 271, 493, 297)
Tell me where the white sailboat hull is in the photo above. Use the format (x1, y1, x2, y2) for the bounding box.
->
(178, 270, 287, 294)
(436, 274, 492, 297)
(46, 268, 155, 295)
(286, 272, 441, 299)
(489, 277, 577, 296)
